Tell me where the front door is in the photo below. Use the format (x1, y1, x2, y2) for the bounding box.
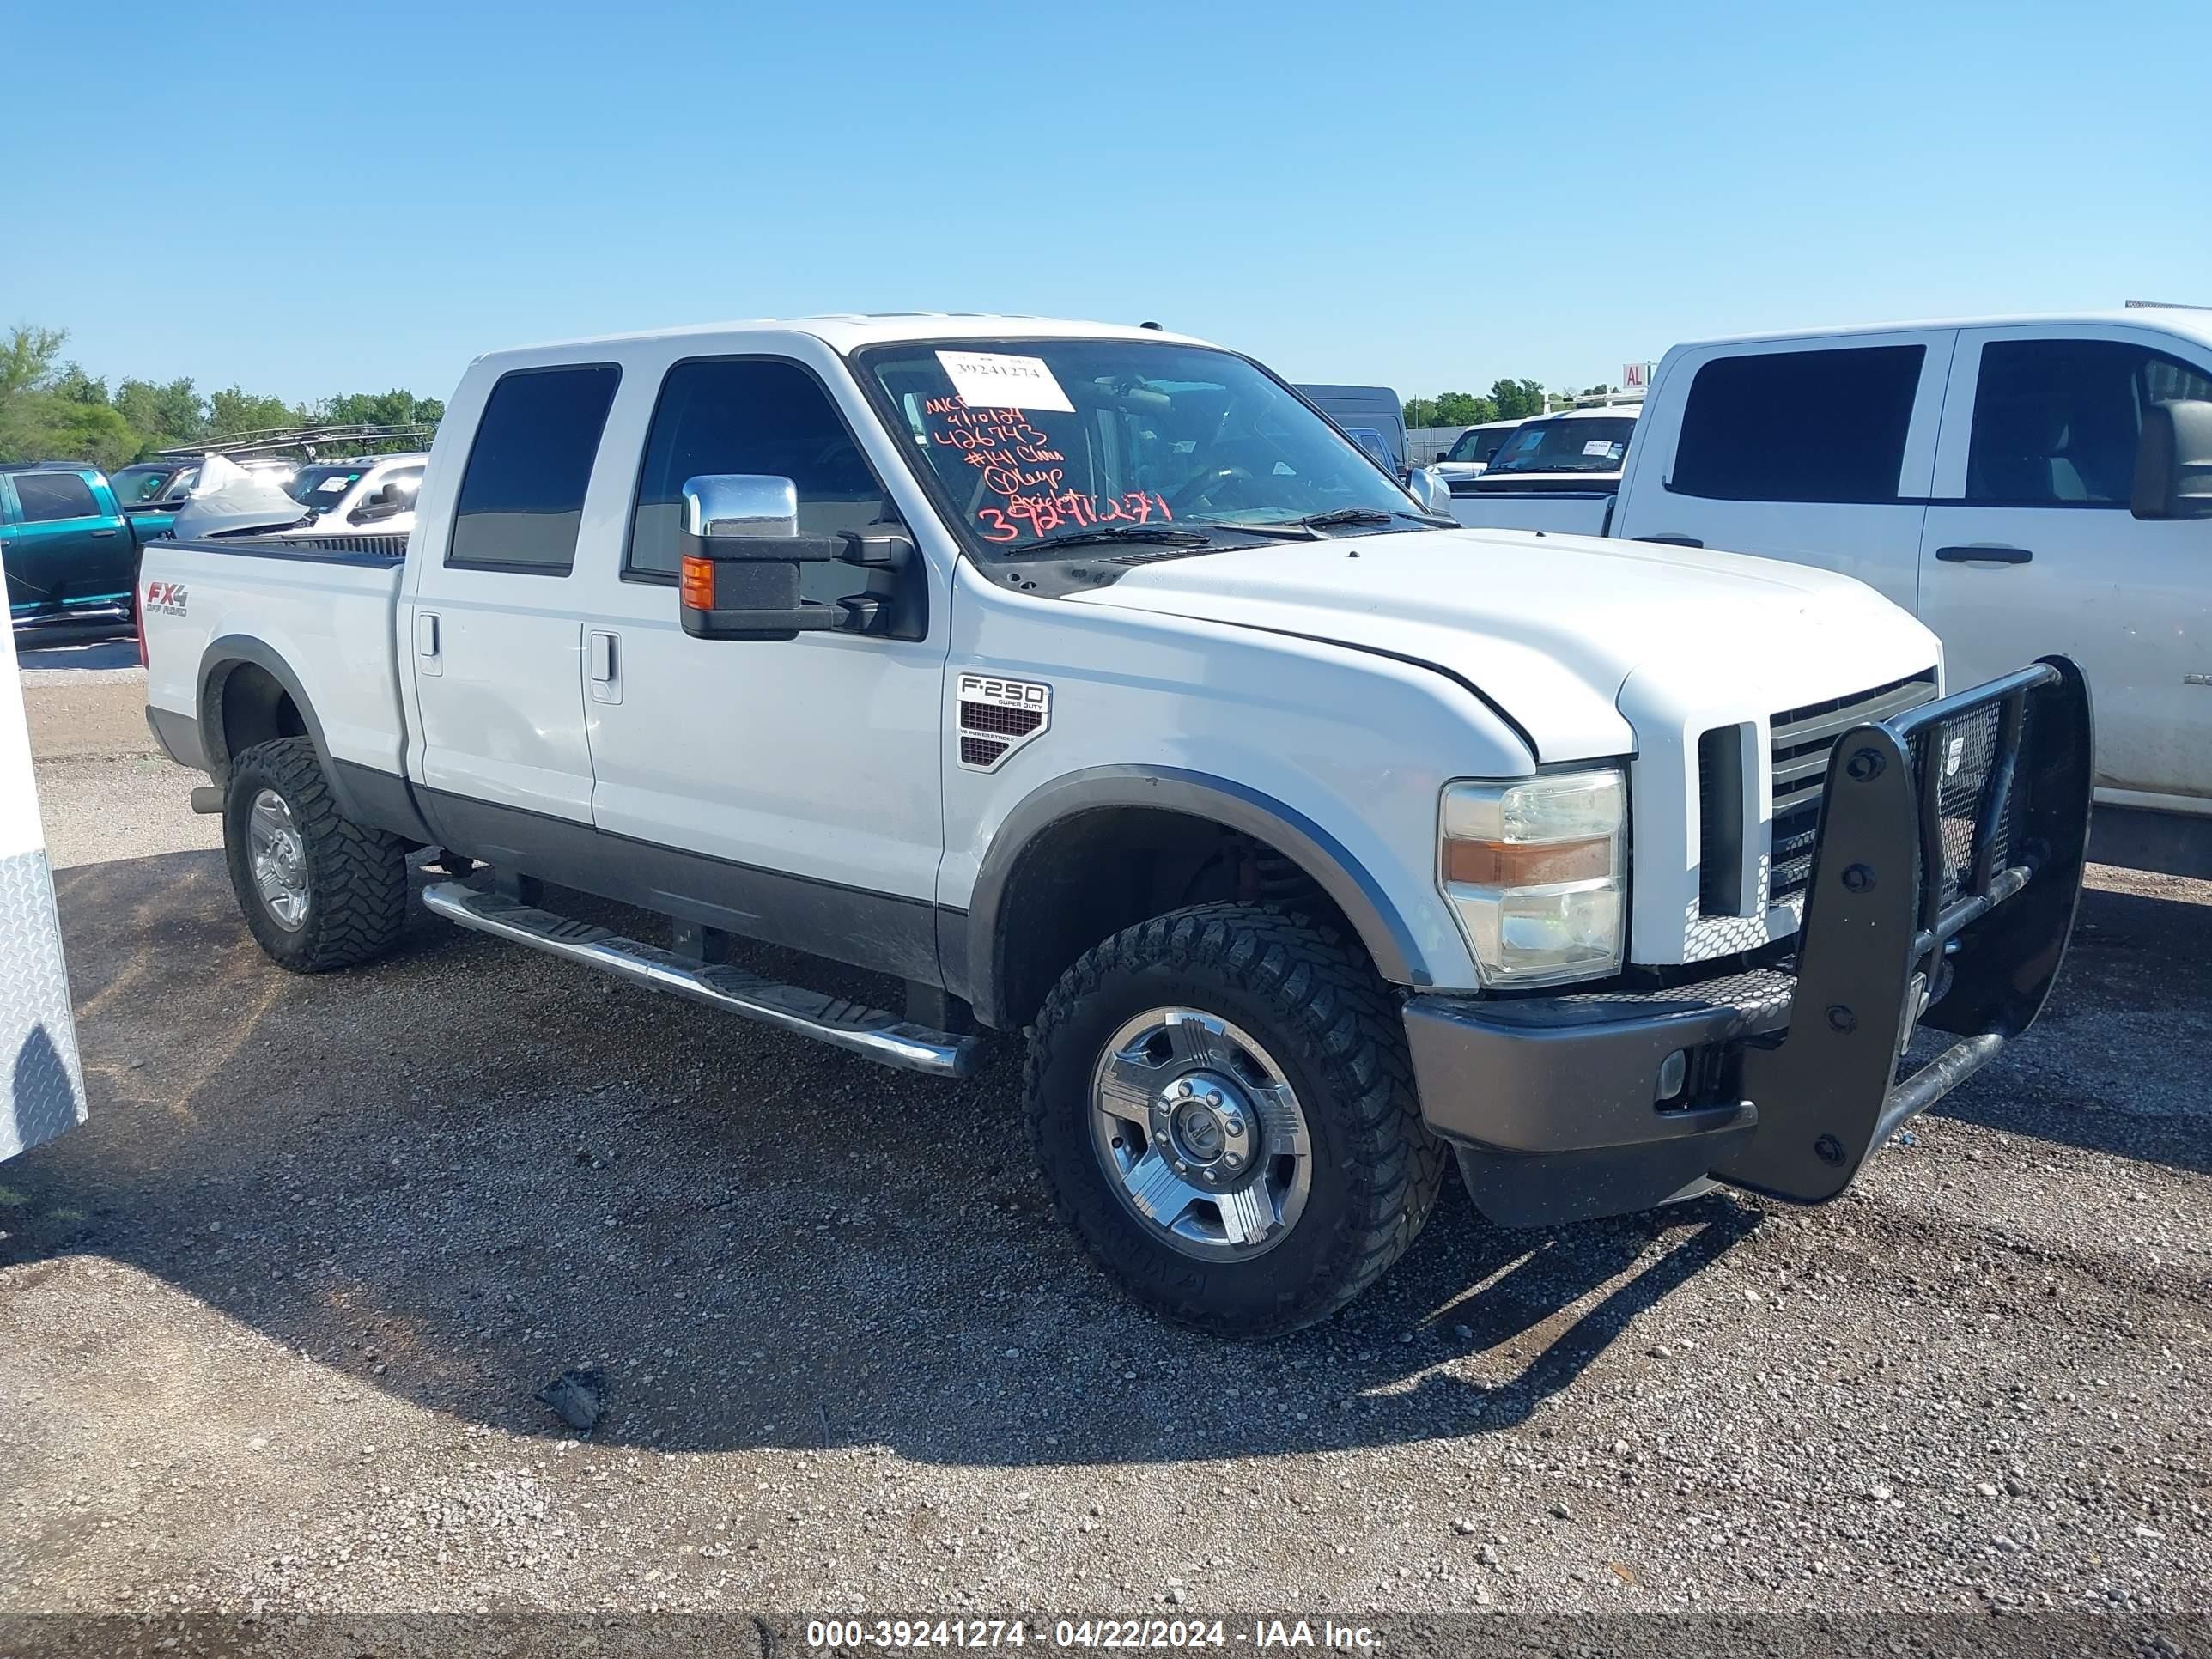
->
(1917, 325, 2212, 807)
(568, 349, 951, 979)
(404, 362, 622, 844)
(2, 471, 130, 618)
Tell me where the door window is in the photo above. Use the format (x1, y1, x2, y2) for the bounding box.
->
(1966, 339, 2212, 507)
(1668, 345, 1925, 503)
(626, 357, 892, 591)
(447, 363, 621, 573)
(12, 471, 99, 523)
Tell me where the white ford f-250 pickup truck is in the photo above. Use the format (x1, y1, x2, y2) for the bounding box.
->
(1449, 310, 2212, 879)
(140, 314, 2093, 1336)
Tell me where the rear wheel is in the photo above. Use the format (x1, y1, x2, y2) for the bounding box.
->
(1026, 902, 1445, 1338)
(222, 737, 408, 972)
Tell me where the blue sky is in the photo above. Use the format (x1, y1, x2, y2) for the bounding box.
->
(6, 0, 2206, 406)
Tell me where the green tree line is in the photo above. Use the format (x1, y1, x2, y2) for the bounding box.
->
(1403, 378, 1622, 428)
(0, 324, 444, 471)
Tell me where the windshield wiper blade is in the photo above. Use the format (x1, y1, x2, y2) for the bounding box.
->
(1017, 525, 1216, 555)
(1284, 507, 1456, 531)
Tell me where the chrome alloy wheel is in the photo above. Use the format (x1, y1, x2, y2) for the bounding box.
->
(1089, 1007, 1313, 1261)
(247, 788, 310, 932)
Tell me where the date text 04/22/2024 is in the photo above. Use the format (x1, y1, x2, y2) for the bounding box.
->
(803, 1620, 1381, 1650)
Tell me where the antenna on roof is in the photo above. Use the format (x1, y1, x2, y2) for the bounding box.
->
(1139, 320, 1164, 331)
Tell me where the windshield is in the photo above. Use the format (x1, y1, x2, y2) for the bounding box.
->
(108, 463, 178, 506)
(1484, 416, 1635, 475)
(284, 464, 370, 508)
(854, 340, 1424, 552)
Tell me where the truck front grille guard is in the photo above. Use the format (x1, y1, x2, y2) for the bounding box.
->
(1713, 657, 2094, 1206)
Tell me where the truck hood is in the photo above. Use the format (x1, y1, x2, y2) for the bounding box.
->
(1066, 526, 1941, 761)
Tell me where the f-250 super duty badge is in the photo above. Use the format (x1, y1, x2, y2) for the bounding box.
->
(955, 674, 1049, 773)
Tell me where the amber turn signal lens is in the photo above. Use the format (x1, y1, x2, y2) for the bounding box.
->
(1443, 835, 1615, 888)
(679, 554, 716, 612)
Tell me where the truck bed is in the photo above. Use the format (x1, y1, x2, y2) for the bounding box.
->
(140, 532, 411, 781)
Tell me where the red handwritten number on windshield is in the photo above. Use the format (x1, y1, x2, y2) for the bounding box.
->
(977, 490, 1170, 544)
(925, 393, 1170, 544)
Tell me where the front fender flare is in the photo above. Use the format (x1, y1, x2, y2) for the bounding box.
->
(961, 764, 1437, 1028)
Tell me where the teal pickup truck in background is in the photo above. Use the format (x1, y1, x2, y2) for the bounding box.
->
(2, 465, 140, 626)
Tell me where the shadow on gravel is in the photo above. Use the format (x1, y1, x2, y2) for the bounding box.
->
(11, 620, 138, 672)
(0, 848, 2188, 1468)
(1925, 883, 2212, 1176)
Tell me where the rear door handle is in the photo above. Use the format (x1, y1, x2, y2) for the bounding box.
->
(1936, 544, 2033, 565)
(90, 527, 118, 538)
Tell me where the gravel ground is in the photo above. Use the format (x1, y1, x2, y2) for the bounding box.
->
(1, 665, 2206, 1625)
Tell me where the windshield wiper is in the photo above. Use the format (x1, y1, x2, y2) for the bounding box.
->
(1016, 525, 1217, 555)
(1280, 507, 1456, 531)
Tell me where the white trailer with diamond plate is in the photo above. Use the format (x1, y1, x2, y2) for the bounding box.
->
(1, 602, 87, 1163)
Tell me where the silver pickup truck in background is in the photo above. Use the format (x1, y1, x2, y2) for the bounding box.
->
(1449, 309, 2212, 878)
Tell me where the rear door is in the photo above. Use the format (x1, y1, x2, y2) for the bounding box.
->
(1613, 331, 1955, 612)
(404, 363, 622, 841)
(1917, 325, 2212, 806)
(2, 471, 130, 617)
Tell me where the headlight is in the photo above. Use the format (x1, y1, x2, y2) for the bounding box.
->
(1439, 768, 1626, 987)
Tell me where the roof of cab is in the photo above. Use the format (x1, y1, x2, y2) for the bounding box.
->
(1674, 307, 2212, 353)
(1525, 404, 1642, 421)
(473, 313, 1208, 368)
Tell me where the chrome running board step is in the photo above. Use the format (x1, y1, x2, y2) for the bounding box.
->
(421, 882, 980, 1078)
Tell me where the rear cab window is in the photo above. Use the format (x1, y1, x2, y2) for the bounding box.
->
(447, 364, 622, 574)
(1668, 346, 1926, 502)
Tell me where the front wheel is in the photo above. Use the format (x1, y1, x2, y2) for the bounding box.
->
(1026, 903, 1445, 1338)
(222, 737, 409, 972)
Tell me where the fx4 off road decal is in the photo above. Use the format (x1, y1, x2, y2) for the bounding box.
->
(955, 674, 1050, 773)
(144, 581, 188, 618)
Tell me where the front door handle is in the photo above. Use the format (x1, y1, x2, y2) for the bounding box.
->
(416, 613, 440, 657)
(90, 527, 118, 538)
(586, 629, 623, 705)
(1935, 544, 2033, 565)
